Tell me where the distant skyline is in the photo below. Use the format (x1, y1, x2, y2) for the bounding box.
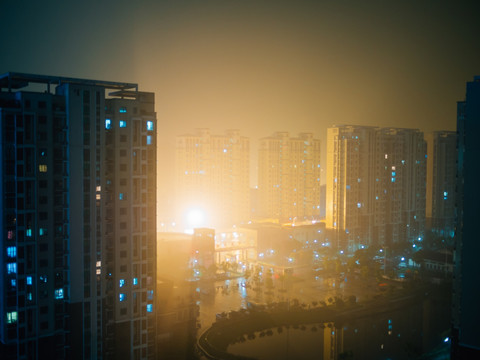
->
(2, 0, 479, 191)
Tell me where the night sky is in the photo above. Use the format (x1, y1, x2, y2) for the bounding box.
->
(2, 0, 479, 192)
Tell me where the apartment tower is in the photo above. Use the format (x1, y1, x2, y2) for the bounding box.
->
(175, 129, 250, 229)
(326, 125, 426, 252)
(258, 132, 321, 223)
(452, 76, 480, 359)
(425, 131, 456, 238)
(0, 73, 157, 360)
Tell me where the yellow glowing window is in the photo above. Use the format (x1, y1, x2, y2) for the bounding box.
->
(39, 164, 47, 172)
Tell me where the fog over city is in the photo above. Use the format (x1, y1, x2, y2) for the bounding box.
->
(1, 1, 480, 359)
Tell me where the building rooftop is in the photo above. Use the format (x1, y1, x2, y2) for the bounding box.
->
(0, 72, 138, 92)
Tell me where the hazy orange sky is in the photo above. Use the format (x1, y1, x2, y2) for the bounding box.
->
(1, 0, 479, 192)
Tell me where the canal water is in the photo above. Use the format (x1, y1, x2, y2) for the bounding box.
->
(225, 294, 450, 360)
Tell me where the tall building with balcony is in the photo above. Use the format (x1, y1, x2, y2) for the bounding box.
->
(175, 129, 250, 229)
(452, 76, 480, 359)
(258, 132, 321, 223)
(0, 73, 157, 360)
(425, 131, 456, 238)
(326, 125, 426, 252)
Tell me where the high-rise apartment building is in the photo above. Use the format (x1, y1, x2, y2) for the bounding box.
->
(175, 129, 250, 228)
(452, 76, 480, 359)
(258, 132, 321, 223)
(425, 131, 456, 238)
(326, 125, 426, 252)
(0, 73, 157, 360)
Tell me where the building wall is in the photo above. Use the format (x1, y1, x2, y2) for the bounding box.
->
(0, 73, 157, 360)
(326, 125, 426, 252)
(175, 129, 250, 228)
(425, 131, 456, 237)
(452, 76, 480, 359)
(258, 132, 321, 222)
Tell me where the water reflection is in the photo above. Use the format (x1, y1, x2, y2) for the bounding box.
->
(225, 296, 449, 359)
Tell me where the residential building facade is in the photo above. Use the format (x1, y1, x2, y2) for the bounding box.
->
(425, 131, 456, 238)
(175, 129, 250, 229)
(0, 73, 157, 360)
(258, 132, 321, 223)
(326, 125, 426, 252)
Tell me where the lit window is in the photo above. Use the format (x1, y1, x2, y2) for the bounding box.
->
(147, 135, 152, 145)
(39, 228, 47, 236)
(119, 193, 124, 200)
(119, 293, 126, 302)
(96, 194, 101, 200)
(7, 246, 16, 258)
(147, 290, 153, 300)
(40, 275, 48, 283)
(105, 119, 112, 129)
(146, 304, 153, 313)
(133, 277, 138, 285)
(27, 292, 33, 301)
(119, 120, 127, 128)
(55, 288, 64, 299)
(119, 107, 127, 113)
(391, 177, 396, 183)
(39, 164, 47, 172)
(6, 311, 17, 324)
(11, 279, 16, 287)
(26, 228, 32, 237)
(7, 263, 17, 274)
(146, 121, 154, 131)
(119, 279, 125, 287)
(26, 276, 32, 285)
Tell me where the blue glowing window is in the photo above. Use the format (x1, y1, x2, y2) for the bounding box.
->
(133, 278, 138, 285)
(357, 203, 361, 208)
(147, 135, 152, 145)
(119, 293, 126, 302)
(146, 121, 154, 131)
(6, 311, 17, 324)
(391, 177, 396, 183)
(346, 185, 350, 190)
(26, 228, 32, 237)
(7, 246, 16, 257)
(39, 228, 46, 236)
(119, 193, 124, 200)
(146, 304, 153, 313)
(119, 107, 127, 113)
(392, 172, 396, 176)
(119, 120, 127, 128)
(55, 288, 64, 299)
(105, 119, 112, 129)
(7, 263, 17, 274)
(119, 279, 125, 287)
(27, 292, 32, 301)
(26, 276, 32, 285)
(11, 279, 16, 287)
(147, 290, 153, 300)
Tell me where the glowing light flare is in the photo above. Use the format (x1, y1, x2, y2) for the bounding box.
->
(185, 208, 207, 228)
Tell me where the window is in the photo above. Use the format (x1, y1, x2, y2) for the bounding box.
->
(147, 290, 153, 300)
(6, 311, 17, 324)
(105, 119, 112, 129)
(39, 164, 47, 172)
(11, 279, 16, 287)
(26, 276, 32, 285)
(7, 263, 17, 274)
(119, 193, 125, 200)
(146, 304, 153, 313)
(146, 121, 154, 131)
(119, 279, 125, 287)
(7, 246, 16, 258)
(55, 288, 64, 299)
(119, 120, 127, 128)
(119, 293, 126, 302)
(119, 107, 127, 113)
(133, 277, 138, 285)
(147, 135, 152, 145)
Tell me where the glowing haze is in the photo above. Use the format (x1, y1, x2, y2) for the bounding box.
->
(1, 0, 479, 223)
